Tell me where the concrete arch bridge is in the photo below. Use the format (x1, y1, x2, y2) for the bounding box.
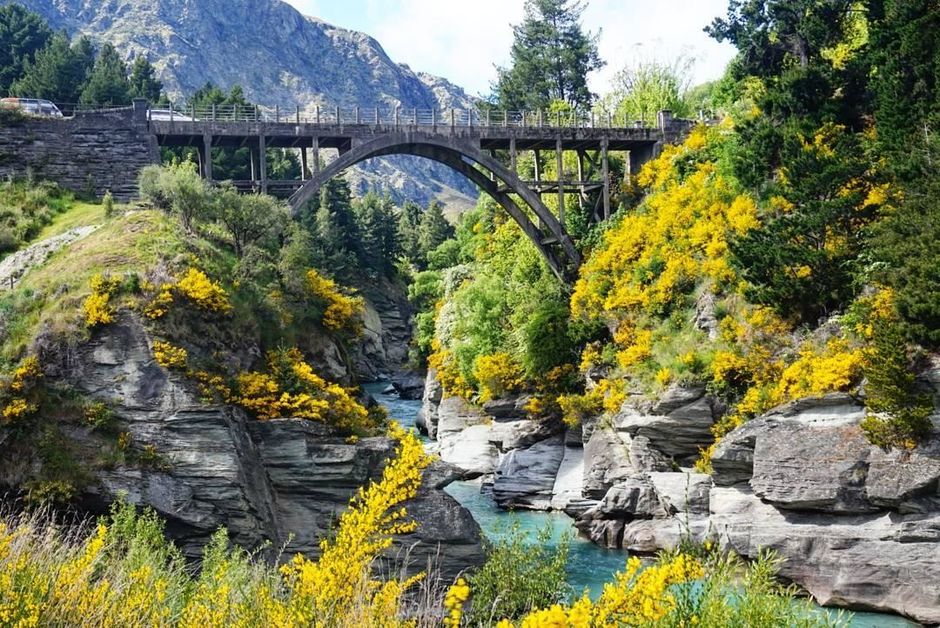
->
(149, 104, 694, 282)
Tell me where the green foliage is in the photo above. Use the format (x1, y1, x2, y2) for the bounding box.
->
(102, 190, 116, 218)
(521, 300, 578, 378)
(128, 55, 164, 103)
(213, 184, 288, 257)
(417, 200, 455, 261)
(466, 521, 569, 625)
(0, 4, 53, 96)
(80, 43, 130, 106)
(494, 0, 604, 110)
(10, 33, 95, 107)
(354, 191, 399, 277)
(860, 316, 933, 449)
(139, 162, 211, 230)
(601, 56, 695, 125)
(0, 179, 75, 257)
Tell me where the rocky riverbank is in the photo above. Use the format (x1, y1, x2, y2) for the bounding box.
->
(420, 363, 940, 624)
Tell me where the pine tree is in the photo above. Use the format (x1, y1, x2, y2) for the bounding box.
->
(397, 200, 423, 262)
(417, 200, 455, 262)
(310, 178, 361, 275)
(128, 56, 163, 103)
(356, 192, 400, 276)
(80, 43, 130, 105)
(11, 34, 94, 106)
(0, 5, 52, 96)
(494, 0, 604, 110)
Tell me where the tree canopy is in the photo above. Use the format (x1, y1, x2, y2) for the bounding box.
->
(494, 0, 604, 110)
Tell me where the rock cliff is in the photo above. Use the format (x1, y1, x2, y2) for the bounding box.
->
(421, 369, 940, 623)
(1, 314, 484, 580)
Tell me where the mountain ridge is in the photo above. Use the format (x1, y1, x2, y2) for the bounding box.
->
(3, 0, 478, 209)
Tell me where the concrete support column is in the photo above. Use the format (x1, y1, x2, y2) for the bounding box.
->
(576, 149, 585, 212)
(203, 134, 213, 182)
(601, 138, 610, 220)
(312, 136, 320, 176)
(249, 147, 257, 184)
(556, 137, 564, 224)
(300, 146, 308, 180)
(534, 149, 541, 184)
(509, 137, 517, 173)
(259, 135, 268, 194)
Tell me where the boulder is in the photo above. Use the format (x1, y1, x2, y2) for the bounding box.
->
(491, 435, 566, 509)
(583, 425, 635, 499)
(489, 417, 563, 451)
(436, 396, 488, 440)
(866, 439, 940, 511)
(648, 472, 711, 516)
(596, 475, 666, 519)
(391, 372, 425, 400)
(550, 443, 586, 512)
(438, 424, 498, 477)
(710, 486, 940, 624)
(482, 395, 532, 420)
(614, 384, 716, 461)
(416, 368, 443, 438)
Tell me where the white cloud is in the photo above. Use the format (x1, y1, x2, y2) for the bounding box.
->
(283, 0, 737, 97)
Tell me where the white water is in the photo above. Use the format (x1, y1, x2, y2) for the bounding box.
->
(364, 383, 919, 627)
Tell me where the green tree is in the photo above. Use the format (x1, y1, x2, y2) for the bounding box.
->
(0, 5, 53, 96)
(397, 200, 422, 262)
(128, 56, 164, 103)
(310, 178, 361, 275)
(80, 43, 130, 105)
(11, 34, 94, 107)
(601, 57, 695, 125)
(494, 0, 604, 110)
(354, 191, 399, 276)
(417, 200, 455, 261)
(213, 185, 288, 257)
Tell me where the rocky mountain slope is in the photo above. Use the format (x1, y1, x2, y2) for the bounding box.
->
(4, 0, 478, 208)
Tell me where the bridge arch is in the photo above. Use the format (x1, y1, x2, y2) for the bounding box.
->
(287, 134, 582, 282)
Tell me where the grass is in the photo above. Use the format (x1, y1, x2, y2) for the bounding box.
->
(35, 200, 107, 240)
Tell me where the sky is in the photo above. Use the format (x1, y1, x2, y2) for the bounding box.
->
(284, 0, 737, 98)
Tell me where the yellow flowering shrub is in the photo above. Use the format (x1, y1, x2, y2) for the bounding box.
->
(175, 268, 232, 314)
(428, 340, 473, 400)
(1, 356, 42, 425)
(306, 269, 364, 334)
(143, 284, 175, 319)
(279, 423, 431, 624)
(473, 352, 525, 402)
(234, 348, 374, 433)
(152, 341, 188, 370)
(83, 274, 121, 328)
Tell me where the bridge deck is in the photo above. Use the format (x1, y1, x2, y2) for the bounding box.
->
(149, 120, 680, 152)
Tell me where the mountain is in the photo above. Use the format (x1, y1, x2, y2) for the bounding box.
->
(4, 0, 479, 209)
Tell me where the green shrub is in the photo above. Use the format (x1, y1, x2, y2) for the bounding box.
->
(102, 190, 115, 218)
(466, 522, 569, 625)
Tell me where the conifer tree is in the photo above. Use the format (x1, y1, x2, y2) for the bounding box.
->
(417, 200, 455, 262)
(494, 0, 604, 110)
(80, 43, 130, 105)
(128, 55, 164, 103)
(11, 33, 94, 106)
(0, 5, 52, 96)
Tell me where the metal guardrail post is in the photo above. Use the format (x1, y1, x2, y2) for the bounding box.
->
(502, 110, 507, 127)
(191, 103, 196, 121)
(395, 106, 400, 127)
(451, 108, 455, 130)
(413, 108, 417, 125)
(316, 105, 320, 124)
(335, 106, 340, 125)
(374, 107, 379, 125)
(432, 109, 436, 128)
(296, 105, 300, 124)
(355, 106, 360, 124)
(212, 104, 217, 121)
(275, 104, 279, 122)
(539, 110, 544, 128)
(485, 109, 490, 127)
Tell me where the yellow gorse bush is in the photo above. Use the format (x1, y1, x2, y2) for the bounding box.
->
(152, 341, 188, 370)
(83, 273, 122, 327)
(306, 269, 365, 334)
(0, 424, 432, 627)
(234, 348, 374, 433)
(473, 352, 525, 402)
(175, 268, 232, 314)
(1, 355, 42, 425)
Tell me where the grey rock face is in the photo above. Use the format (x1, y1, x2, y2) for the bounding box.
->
(416, 368, 443, 438)
(351, 280, 414, 381)
(491, 435, 566, 510)
(35, 315, 484, 580)
(391, 373, 426, 401)
(614, 384, 716, 462)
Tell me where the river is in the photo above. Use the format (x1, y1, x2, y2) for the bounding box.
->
(363, 383, 919, 628)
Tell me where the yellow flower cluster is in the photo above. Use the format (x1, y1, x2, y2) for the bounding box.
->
(175, 268, 232, 314)
(83, 274, 121, 328)
(556, 378, 626, 427)
(234, 348, 374, 433)
(1, 356, 42, 424)
(143, 283, 175, 319)
(473, 352, 525, 402)
(152, 340, 188, 370)
(443, 577, 470, 627)
(573, 128, 759, 327)
(489, 553, 705, 627)
(428, 340, 473, 400)
(306, 269, 364, 334)
(279, 423, 431, 624)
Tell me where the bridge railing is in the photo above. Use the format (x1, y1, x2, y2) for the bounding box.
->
(153, 102, 675, 130)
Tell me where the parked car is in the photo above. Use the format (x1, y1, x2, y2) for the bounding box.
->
(147, 108, 196, 122)
(0, 98, 63, 117)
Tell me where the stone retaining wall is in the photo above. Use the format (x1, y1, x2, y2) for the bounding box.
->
(0, 101, 158, 201)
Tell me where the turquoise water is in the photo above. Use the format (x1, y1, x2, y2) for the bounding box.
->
(364, 383, 919, 628)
